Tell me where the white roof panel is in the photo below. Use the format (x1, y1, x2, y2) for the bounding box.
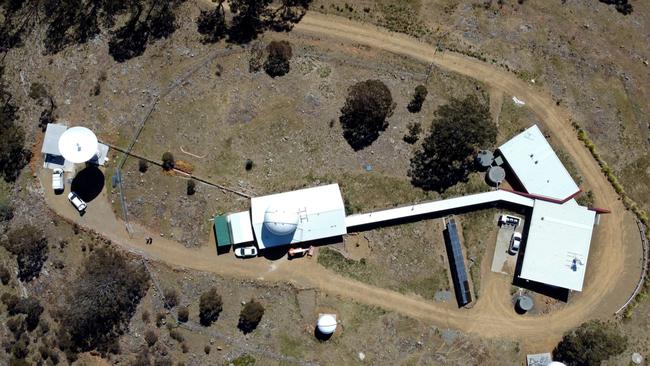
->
(499, 124, 579, 201)
(227, 211, 254, 244)
(41, 123, 68, 155)
(345, 190, 534, 228)
(250, 184, 346, 249)
(519, 199, 596, 291)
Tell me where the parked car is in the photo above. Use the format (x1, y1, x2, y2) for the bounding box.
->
(509, 232, 522, 254)
(67, 192, 87, 212)
(234, 246, 258, 258)
(499, 214, 521, 227)
(52, 168, 64, 191)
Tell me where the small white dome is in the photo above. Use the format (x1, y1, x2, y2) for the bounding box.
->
(263, 206, 298, 236)
(317, 314, 337, 335)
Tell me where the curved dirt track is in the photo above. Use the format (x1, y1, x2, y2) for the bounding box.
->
(43, 12, 641, 348)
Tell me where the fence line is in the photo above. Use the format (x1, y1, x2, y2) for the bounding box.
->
(615, 219, 649, 314)
(113, 46, 249, 233)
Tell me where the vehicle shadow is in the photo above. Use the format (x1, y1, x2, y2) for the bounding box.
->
(70, 166, 105, 202)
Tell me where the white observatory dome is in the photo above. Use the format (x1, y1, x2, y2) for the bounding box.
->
(317, 314, 337, 335)
(263, 206, 299, 236)
(58, 126, 98, 163)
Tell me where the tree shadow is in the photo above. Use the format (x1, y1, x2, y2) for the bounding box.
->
(71, 166, 105, 202)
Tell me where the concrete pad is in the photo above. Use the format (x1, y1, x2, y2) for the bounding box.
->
(490, 222, 522, 275)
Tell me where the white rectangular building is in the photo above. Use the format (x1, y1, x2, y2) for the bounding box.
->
(519, 199, 596, 291)
(498, 124, 580, 201)
(226, 211, 254, 244)
(249, 184, 347, 249)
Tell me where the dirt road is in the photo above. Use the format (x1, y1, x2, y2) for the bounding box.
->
(42, 12, 642, 350)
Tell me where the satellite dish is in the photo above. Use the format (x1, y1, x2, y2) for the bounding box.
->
(58, 127, 98, 163)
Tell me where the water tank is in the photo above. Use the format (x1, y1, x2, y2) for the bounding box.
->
(476, 150, 494, 170)
(317, 314, 337, 335)
(263, 206, 299, 236)
(516, 295, 534, 313)
(487, 166, 506, 185)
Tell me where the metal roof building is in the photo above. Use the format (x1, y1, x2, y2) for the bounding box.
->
(520, 199, 596, 291)
(250, 184, 347, 249)
(498, 124, 580, 201)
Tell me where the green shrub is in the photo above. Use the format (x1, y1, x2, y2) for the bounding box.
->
(553, 320, 627, 366)
(161, 152, 175, 171)
(238, 299, 264, 333)
(199, 287, 223, 326)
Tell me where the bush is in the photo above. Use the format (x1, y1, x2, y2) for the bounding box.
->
(138, 159, 148, 173)
(409, 94, 495, 192)
(0, 264, 10, 285)
(161, 152, 175, 171)
(186, 180, 196, 196)
(29, 82, 48, 101)
(57, 247, 149, 355)
(407, 85, 427, 113)
(245, 159, 254, 171)
(403, 122, 422, 144)
(177, 306, 189, 323)
(553, 320, 627, 366)
(340, 80, 395, 150)
(199, 287, 223, 326)
(0, 201, 13, 222)
(144, 329, 158, 347)
(163, 288, 178, 309)
(238, 299, 264, 333)
(204, 345, 210, 354)
(2, 226, 48, 282)
(264, 40, 292, 77)
(169, 329, 184, 343)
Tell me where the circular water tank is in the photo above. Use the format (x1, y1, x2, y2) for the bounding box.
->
(263, 206, 299, 236)
(317, 314, 337, 335)
(632, 353, 643, 365)
(487, 166, 506, 184)
(516, 295, 534, 312)
(476, 150, 494, 169)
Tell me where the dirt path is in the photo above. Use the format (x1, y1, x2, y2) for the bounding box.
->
(41, 12, 642, 351)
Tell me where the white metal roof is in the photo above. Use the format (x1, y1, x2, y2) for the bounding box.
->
(499, 124, 579, 201)
(345, 190, 534, 228)
(519, 199, 596, 291)
(41, 123, 68, 155)
(250, 184, 346, 249)
(227, 211, 254, 244)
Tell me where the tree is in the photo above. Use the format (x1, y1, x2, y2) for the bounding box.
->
(407, 85, 427, 113)
(228, 0, 273, 44)
(199, 287, 222, 326)
(163, 288, 178, 309)
(409, 94, 495, 192)
(553, 320, 627, 366)
(177, 306, 189, 323)
(2, 226, 48, 282)
(264, 40, 292, 77)
(197, 1, 227, 43)
(599, 0, 633, 15)
(0, 72, 32, 182)
(161, 152, 175, 171)
(339, 80, 395, 150)
(0, 264, 10, 285)
(238, 299, 264, 333)
(57, 247, 149, 355)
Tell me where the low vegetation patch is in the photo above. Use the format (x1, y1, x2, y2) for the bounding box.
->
(553, 320, 627, 366)
(317, 247, 373, 282)
(1, 226, 48, 282)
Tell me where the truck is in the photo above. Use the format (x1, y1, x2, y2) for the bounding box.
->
(499, 214, 521, 227)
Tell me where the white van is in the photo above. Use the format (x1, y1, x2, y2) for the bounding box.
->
(52, 168, 64, 191)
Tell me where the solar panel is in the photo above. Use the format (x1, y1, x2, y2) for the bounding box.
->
(445, 219, 472, 307)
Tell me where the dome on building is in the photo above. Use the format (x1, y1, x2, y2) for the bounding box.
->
(263, 206, 299, 236)
(317, 314, 337, 335)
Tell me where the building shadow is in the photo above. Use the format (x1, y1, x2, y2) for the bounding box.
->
(70, 166, 105, 202)
(260, 245, 289, 261)
(314, 327, 333, 341)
